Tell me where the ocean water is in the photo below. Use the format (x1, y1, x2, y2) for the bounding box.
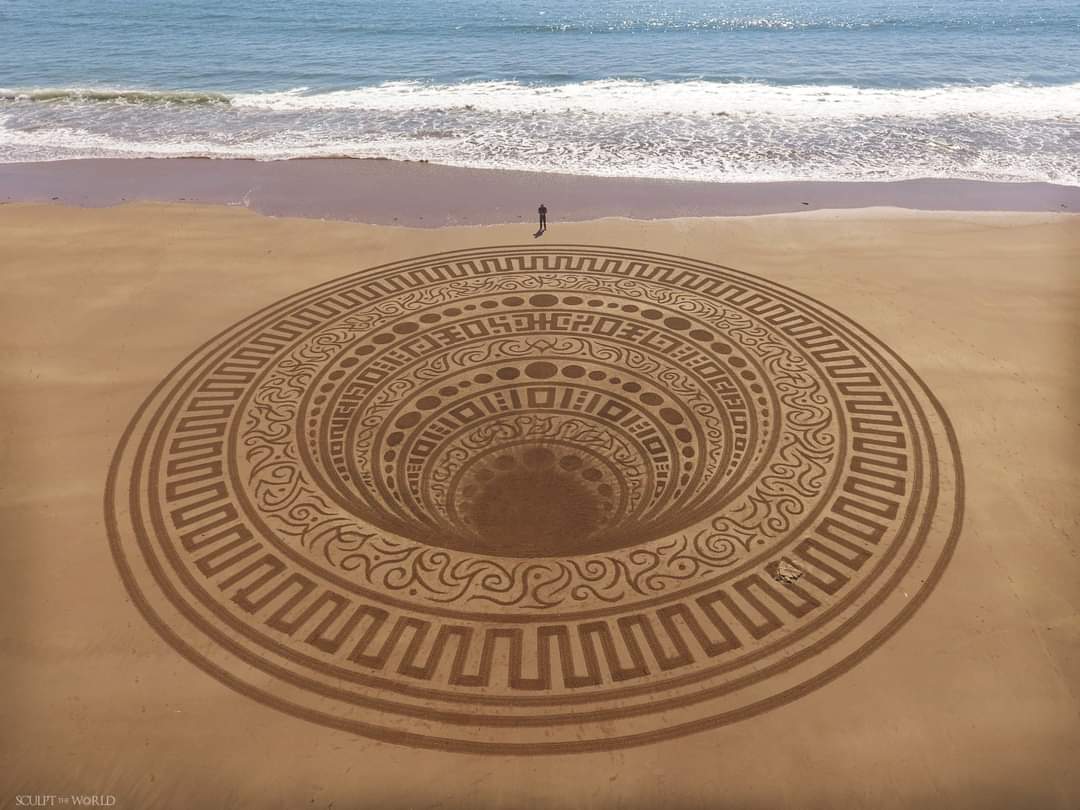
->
(1, 0, 1078, 183)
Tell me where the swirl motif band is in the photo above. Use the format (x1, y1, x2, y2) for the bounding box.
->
(106, 246, 963, 753)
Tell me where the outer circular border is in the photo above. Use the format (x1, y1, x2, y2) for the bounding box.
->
(106, 245, 964, 754)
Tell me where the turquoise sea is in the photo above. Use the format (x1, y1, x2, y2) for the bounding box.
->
(1, 0, 1078, 182)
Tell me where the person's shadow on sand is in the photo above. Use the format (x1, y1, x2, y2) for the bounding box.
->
(534, 203, 547, 237)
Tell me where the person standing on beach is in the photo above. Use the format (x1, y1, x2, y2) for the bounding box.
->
(538, 203, 548, 232)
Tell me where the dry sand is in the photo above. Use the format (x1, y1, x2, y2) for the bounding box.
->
(2, 201, 1079, 808)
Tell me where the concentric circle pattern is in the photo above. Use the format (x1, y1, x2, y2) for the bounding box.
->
(107, 246, 963, 753)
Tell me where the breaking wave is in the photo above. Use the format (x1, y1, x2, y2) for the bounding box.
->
(2, 80, 1078, 184)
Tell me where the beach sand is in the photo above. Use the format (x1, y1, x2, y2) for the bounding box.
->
(2, 194, 1079, 807)
(2, 158, 1079, 225)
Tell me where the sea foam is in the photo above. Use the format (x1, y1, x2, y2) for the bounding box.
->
(227, 80, 1080, 119)
(2, 80, 1078, 184)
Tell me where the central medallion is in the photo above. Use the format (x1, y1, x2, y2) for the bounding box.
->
(294, 289, 759, 568)
(462, 446, 609, 557)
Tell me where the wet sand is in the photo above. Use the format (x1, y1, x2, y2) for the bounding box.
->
(1, 157, 1078, 226)
(1, 201, 1079, 808)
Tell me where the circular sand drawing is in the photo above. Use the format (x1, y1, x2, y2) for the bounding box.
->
(107, 246, 962, 753)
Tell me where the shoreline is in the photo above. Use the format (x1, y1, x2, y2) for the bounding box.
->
(1, 157, 1077, 227)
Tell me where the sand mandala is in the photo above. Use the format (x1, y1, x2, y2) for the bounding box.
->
(106, 246, 963, 753)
